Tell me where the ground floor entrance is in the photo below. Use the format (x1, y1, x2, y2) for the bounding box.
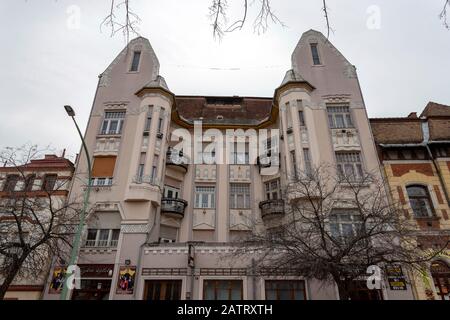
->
(72, 279, 112, 300)
(431, 260, 450, 300)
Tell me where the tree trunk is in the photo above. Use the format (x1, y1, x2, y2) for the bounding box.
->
(0, 255, 27, 300)
(334, 277, 352, 301)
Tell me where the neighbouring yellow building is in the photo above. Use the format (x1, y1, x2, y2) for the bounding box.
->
(371, 102, 450, 300)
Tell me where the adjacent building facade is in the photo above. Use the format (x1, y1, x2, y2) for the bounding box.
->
(371, 102, 450, 300)
(37, 30, 438, 300)
(0, 154, 74, 300)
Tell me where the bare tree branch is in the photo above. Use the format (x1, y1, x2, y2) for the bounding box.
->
(440, 0, 450, 29)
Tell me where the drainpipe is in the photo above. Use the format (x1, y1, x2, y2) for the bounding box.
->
(422, 121, 450, 206)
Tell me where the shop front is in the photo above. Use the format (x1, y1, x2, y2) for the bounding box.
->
(71, 264, 115, 300)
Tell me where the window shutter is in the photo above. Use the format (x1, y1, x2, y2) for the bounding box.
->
(92, 156, 117, 177)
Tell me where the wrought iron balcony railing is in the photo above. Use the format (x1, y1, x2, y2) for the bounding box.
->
(161, 198, 188, 217)
(259, 199, 285, 218)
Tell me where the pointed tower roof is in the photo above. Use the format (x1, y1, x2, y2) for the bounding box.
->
(280, 69, 312, 87)
(135, 75, 174, 101)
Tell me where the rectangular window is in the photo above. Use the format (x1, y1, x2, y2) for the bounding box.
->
(310, 43, 321, 65)
(291, 150, 297, 179)
(164, 186, 180, 199)
(265, 280, 306, 300)
(265, 179, 281, 200)
(327, 105, 353, 129)
(231, 142, 249, 164)
(130, 51, 141, 72)
(137, 153, 146, 179)
(144, 110, 152, 132)
(303, 148, 312, 175)
(43, 174, 57, 191)
(336, 152, 364, 181)
(203, 280, 243, 300)
(84, 229, 120, 247)
(158, 117, 164, 134)
(100, 111, 125, 135)
(230, 183, 251, 209)
(298, 111, 305, 127)
(151, 155, 159, 183)
(329, 209, 362, 243)
(85, 229, 98, 247)
(144, 280, 182, 300)
(195, 186, 215, 208)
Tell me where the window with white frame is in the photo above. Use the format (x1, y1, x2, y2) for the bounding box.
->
(100, 111, 125, 135)
(327, 105, 353, 129)
(230, 183, 251, 209)
(329, 209, 362, 243)
(230, 142, 249, 164)
(195, 186, 215, 208)
(85, 229, 120, 247)
(336, 152, 364, 181)
(265, 179, 281, 200)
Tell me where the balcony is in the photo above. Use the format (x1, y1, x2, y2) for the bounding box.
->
(161, 198, 188, 218)
(166, 149, 189, 173)
(259, 199, 285, 219)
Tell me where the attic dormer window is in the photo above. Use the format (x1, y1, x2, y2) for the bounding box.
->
(130, 51, 141, 72)
(310, 43, 321, 65)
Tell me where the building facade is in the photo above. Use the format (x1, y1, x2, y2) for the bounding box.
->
(41, 30, 418, 300)
(0, 154, 74, 300)
(371, 102, 450, 300)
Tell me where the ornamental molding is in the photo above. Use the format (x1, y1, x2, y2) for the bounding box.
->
(121, 223, 151, 234)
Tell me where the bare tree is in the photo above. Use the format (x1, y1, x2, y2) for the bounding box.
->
(440, 0, 450, 29)
(234, 165, 448, 300)
(101, 1, 450, 41)
(0, 145, 82, 299)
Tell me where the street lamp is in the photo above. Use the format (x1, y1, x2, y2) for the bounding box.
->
(60, 105, 92, 300)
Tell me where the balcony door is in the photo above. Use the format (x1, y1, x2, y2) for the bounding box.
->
(164, 185, 180, 199)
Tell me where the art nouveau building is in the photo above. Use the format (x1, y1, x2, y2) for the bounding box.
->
(42, 30, 415, 300)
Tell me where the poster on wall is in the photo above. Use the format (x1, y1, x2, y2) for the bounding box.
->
(116, 266, 136, 294)
(48, 266, 66, 294)
(386, 265, 407, 291)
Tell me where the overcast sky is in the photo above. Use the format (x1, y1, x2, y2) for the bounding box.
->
(1, 0, 449, 161)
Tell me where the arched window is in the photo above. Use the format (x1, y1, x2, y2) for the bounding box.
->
(406, 185, 434, 218)
(430, 261, 450, 300)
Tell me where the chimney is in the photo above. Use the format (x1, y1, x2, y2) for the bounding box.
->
(407, 112, 418, 119)
(61, 148, 66, 158)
